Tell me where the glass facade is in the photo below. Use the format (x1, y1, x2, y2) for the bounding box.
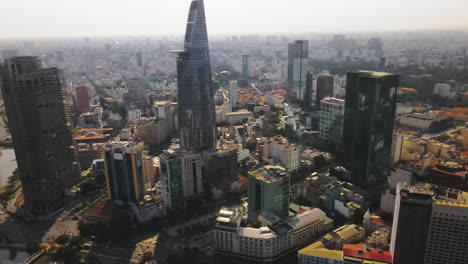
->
(288, 40, 309, 102)
(177, 0, 216, 152)
(342, 71, 398, 188)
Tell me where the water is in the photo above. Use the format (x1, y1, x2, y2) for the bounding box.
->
(0, 148, 17, 186)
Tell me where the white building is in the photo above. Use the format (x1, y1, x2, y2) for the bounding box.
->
(226, 111, 253, 125)
(319, 97, 345, 141)
(262, 136, 303, 171)
(130, 196, 167, 223)
(398, 112, 448, 131)
(433, 83, 454, 98)
(159, 148, 203, 213)
(215, 207, 333, 262)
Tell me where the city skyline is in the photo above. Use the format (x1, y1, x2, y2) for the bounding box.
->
(1, 0, 468, 38)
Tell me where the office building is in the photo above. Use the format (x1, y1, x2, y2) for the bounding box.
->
(247, 165, 290, 225)
(288, 40, 309, 101)
(104, 142, 145, 205)
(136, 51, 143, 67)
(74, 85, 91, 114)
(305, 71, 313, 106)
(175, 0, 216, 152)
(342, 71, 398, 190)
(154, 101, 175, 136)
(390, 185, 433, 264)
(229, 80, 238, 108)
(319, 97, 345, 144)
(316, 74, 334, 109)
(242, 55, 250, 80)
(226, 111, 253, 125)
(424, 195, 468, 264)
(84, 52, 96, 76)
(160, 148, 203, 214)
(0, 56, 80, 216)
(124, 77, 147, 109)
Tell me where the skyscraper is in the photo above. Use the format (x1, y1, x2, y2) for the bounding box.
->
(390, 185, 433, 264)
(342, 71, 398, 189)
(175, 0, 216, 152)
(229, 80, 238, 108)
(304, 71, 313, 106)
(319, 97, 345, 144)
(316, 74, 334, 109)
(288, 40, 309, 101)
(242, 55, 249, 80)
(160, 148, 203, 214)
(136, 51, 143, 68)
(104, 142, 145, 205)
(247, 165, 290, 225)
(0, 57, 80, 216)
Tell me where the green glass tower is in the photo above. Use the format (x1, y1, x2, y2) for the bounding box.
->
(342, 71, 398, 189)
(247, 165, 290, 225)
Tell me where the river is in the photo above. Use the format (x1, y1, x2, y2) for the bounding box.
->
(0, 148, 17, 186)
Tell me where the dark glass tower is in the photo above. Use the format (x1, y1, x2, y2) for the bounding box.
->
(104, 142, 145, 205)
(176, 0, 216, 152)
(316, 74, 334, 109)
(0, 57, 80, 216)
(390, 185, 433, 264)
(287, 40, 309, 101)
(304, 71, 313, 106)
(342, 71, 398, 189)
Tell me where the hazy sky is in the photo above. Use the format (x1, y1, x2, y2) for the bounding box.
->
(1, 0, 468, 38)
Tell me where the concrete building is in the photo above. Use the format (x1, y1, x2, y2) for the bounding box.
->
(159, 148, 203, 214)
(319, 97, 345, 143)
(215, 206, 333, 262)
(398, 112, 449, 131)
(226, 111, 253, 125)
(229, 80, 238, 108)
(321, 224, 365, 250)
(74, 85, 91, 114)
(124, 77, 147, 109)
(0, 56, 80, 216)
(434, 83, 454, 98)
(262, 136, 302, 171)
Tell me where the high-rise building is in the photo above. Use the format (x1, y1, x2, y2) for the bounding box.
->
(154, 101, 174, 136)
(104, 142, 145, 205)
(74, 85, 91, 114)
(242, 55, 250, 80)
(390, 185, 433, 264)
(288, 40, 309, 101)
(304, 71, 313, 106)
(160, 148, 203, 214)
(175, 0, 216, 152)
(229, 80, 238, 108)
(136, 51, 143, 68)
(424, 194, 468, 264)
(391, 184, 468, 264)
(342, 71, 398, 189)
(124, 77, 147, 109)
(0, 56, 80, 216)
(84, 52, 96, 76)
(368, 37, 384, 57)
(319, 97, 345, 144)
(316, 74, 334, 109)
(247, 165, 290, 225)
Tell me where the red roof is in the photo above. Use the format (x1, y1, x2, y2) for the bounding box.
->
(343, 244, 392, 263)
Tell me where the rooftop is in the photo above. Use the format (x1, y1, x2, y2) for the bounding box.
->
(298, 241, 342, 260)
(249, 165, 287, 184)
(353, 70, 394, 78)
(343, 243, 392, 263)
